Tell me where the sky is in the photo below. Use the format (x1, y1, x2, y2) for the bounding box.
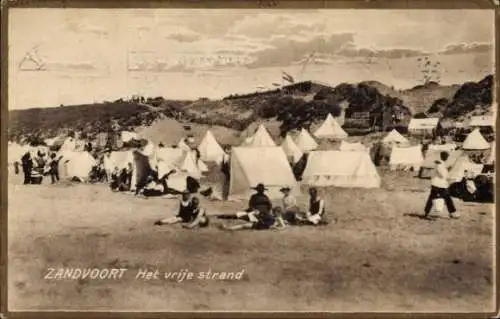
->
(8, 9, 495, 109)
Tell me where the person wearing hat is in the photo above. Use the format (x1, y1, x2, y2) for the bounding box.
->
(220, 184, 275, 231)
(216, 183, 273, 222)
(272, 186, 300, 228)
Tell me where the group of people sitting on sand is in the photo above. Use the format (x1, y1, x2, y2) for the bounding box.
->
(154, 183, 329, 231)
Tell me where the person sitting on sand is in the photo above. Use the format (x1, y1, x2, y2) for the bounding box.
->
(182, 197, 210, 229)
(154, 192, 209, 228)
(297, 187, 327, 225)
(220, 193, 275, 231)
(216, 183, 272, 222)
(271, 186, 300, 228)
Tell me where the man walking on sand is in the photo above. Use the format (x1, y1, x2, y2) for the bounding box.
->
(423, 151, 459, 219)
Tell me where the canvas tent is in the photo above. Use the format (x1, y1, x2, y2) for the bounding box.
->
(314, 114, 348, 140)
(58, 150, 96, 182)
(281, 134, 304, 164)
(408, 118, 439, 134)
(177, 138, 191, 151)
(198, 130, 226, 164)
(448, 155, 484, 182)
(229, 147, 299, 200)
(339, 141, 368, 152)
(462, 129, 490, 150)
(389, 145, 424, 171)
(295, 128, 318, 152)
(155, 147, 205, 179)
(241, 124, 276, 147)
(8, 143, 30, 164)
(382, 129, 409, 146)
(302, 151, 381, 188)
(59, 137, 77, 151)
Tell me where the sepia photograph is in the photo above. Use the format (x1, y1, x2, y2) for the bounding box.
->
(6, 7, 497, 313)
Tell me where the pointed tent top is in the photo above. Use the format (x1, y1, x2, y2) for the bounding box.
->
(281, 134, 304, 164)
(296, 128, 318, 152)
(199, 130, 226, 163)
(245, 124, 276, 147)
(178, 150, 203, 178)
(314, 113, 348, 139)
(462, 128, 490, 150)
(177, 138, 191, 151)
(383, 129, 409, 145)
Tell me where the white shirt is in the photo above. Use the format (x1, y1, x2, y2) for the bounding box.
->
(431, 160, 449, 188)
(282, 194, 298, 210)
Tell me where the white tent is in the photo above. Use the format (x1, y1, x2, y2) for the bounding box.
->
(8, 143, 30, 164)
(449, 156, 484, 182)
(339, 141, 368, 152)
(462, 129, 490, 150)
(103, 150, 135, 172)
(59, 151, 96, 182)
(428, 143, 457, 152)
(389, 145, 424, 171)
(155, 147, 205, 179)
(281, 134, 304, 164)
(177, 151, 203, 179)
(59, 137, 77, 151)
(177, 138, 191, 151)
(242, 124, 276, 147)
(229, 147, 299, 200)
(382, 129, 409, 145)
(44, 137, 58, 147)
(302, 151, 380, 188)
(121, 131, 139, 143)
(198, 130, 226, 164)
(295, 128, 318, 152)
(314, 114, 348, 139)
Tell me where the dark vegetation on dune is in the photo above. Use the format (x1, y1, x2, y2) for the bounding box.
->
(8, 75, 494, 142)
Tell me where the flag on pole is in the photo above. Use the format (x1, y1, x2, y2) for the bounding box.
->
(282, 71, 295, 84)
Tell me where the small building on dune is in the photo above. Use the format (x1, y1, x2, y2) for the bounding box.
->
(407, 118, 439, 136)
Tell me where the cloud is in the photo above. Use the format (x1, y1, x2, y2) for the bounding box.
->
(247, 33, 355, 68)
(338, 45, 427, 59)
(440, 42, 492, 55)
(166, 33, 201, 43)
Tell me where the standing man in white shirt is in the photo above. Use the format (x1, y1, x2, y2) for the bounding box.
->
(423, 151, 459, 219)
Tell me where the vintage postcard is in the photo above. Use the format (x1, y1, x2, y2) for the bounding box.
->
(5, 7, 497, 314)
